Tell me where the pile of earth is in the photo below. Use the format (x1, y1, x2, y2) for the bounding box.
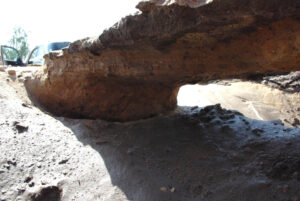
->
(0, 69, 300, 201)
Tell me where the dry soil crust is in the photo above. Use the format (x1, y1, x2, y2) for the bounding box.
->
(0, 72, 300, 201)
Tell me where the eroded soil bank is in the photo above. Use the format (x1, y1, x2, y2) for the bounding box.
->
(0, 70, 300, 201)
(26, 0, 300, 121)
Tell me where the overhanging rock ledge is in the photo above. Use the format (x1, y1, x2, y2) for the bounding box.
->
(26, 0, 300, 121)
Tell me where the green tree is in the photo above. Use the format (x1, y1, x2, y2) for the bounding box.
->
(8, 27, 29, 60)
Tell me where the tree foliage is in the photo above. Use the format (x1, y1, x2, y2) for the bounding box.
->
(8, 27, 29, 60)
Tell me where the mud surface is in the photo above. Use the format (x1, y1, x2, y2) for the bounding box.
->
(0, 71, 300, 201)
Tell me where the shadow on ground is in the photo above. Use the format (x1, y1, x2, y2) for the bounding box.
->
(59, 105, 300, 201)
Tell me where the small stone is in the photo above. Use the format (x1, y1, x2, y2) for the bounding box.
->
(58, 158, 69, 165)
(252, 128, 264, 136)
(29, 182, 35, 187)
(17, 187, 25, 195)
(21, 103, 31, 108)
(7, 70, 16, 76)
(24, 176, 33, 183)
(0, 66, 7, 72)
(7, 160, 17, 166)
(13, 122, 28, 133)
(269, 119, 284, 126)
(243, 120, 249, 126)
(170, 187, 175, 193)
(3, 164, 10, 170)
(292, 118, 300, 127)
(160, 187, 167, 192)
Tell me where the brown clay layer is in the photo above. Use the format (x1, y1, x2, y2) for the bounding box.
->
(26, 0, 300, 121)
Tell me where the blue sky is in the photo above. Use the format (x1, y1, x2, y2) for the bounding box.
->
(0, 0, 140, 49)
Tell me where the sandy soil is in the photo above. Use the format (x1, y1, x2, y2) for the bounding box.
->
(0, 70, 300, 201)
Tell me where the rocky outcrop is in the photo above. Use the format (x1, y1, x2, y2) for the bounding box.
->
(26, 0, 300, 121)
(261, 72, 300, 93)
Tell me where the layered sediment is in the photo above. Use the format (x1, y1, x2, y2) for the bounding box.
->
(26, 0, 300, 121)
